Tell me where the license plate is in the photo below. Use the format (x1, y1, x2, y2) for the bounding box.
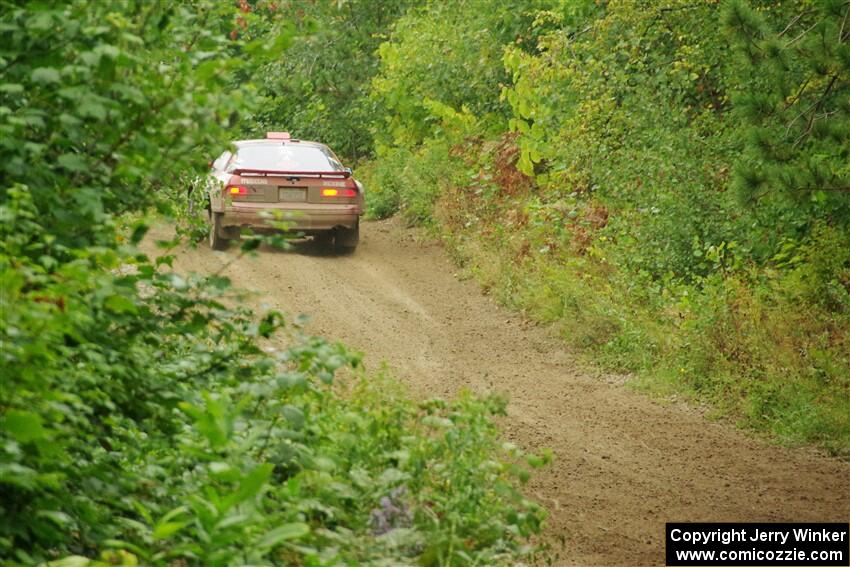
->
(279, 188, 306, 202)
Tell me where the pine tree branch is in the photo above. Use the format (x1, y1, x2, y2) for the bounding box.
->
(792, 74, 839, 149)
(725, 5, 764, 56)
(839, 2, 850, 43)
(786, 18, 821, 47)
(568, 25, 593, 41)
(783, 77, 811, 110)
(778, 9, 815, 38)
(796, 185, 850, 194)
(659, 4, 705, 14)
(346, 1, 361, 33)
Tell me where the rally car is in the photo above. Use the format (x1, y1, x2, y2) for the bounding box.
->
(204, 132, 363, 251)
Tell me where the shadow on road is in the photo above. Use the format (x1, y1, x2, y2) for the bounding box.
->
(257, 236, 356, 259)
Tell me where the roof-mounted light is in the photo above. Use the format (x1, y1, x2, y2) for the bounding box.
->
(266, 131, 291, 140)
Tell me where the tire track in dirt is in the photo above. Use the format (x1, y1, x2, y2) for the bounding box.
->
(162, 218, 850, 566)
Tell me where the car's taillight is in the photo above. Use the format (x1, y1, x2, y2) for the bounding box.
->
(227, 185, 248, 196)
(321, 188, 357, 198)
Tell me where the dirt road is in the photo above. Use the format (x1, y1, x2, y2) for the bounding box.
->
(166, 219, 849, 566)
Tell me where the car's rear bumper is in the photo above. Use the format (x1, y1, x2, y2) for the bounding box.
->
(219, 202, 362, 232)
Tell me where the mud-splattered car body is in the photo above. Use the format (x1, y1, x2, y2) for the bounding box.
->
(206, 132, 363, 250)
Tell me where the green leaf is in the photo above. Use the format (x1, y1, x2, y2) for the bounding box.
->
(37, 510, 74, 528)
(241, 237, 261, 252)
(281, 404, 304, 428)
(31, 67, 61, 84)
(57, 153, 88, 172)
(78, 100, 107, 120)
(153, 521, 187, 540)
(130, 222, 150, 245)
(2, 410, 47, 443)
(206, 275, 231, 290)
(208, 462, 240, 482)
(377, 467, 408, 486)
(0, 463, 40, 490)
(155, 254, 174, 268)
(167, 274, 187, 290)
(105, 294, 137, 314)
(27, 11, 54, 32)
(257, 523, 310, 550)
(233, 464, 273, 502)
(214, 513, 251, 530)
(44, 557, 91, 567)
(94, 43, 121, 59)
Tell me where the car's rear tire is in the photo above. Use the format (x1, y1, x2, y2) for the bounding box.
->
(208, 211, 229, 251)
(313, 231, 334, 250)
(335, 220, 359, 252)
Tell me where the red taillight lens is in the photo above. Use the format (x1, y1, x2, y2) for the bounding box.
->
(227, 185, 248, 196)
(321, 188, 357, 198)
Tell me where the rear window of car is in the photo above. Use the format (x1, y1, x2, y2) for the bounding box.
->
(212, 151, 231, 171)
(228, 143, 343, 172)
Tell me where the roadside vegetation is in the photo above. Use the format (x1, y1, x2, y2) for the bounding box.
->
(3, 0, 848, 563)
(355, 0, 850, 455)
(0, 2, 545, 565)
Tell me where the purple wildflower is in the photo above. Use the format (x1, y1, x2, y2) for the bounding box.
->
(370, 486, 413, 535)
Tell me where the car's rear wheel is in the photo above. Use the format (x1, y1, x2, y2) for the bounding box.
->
(313, 231, 334, 250)
(208, 210, 229, 251)
(335, 220, 359, 252)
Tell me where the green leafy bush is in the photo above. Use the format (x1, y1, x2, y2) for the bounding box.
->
(251, 0, 414, 162)
(363, 139, 465, 225)
(0, 2, 546, 564)
(1, 189, 545, 565)
(362, 0, 850, 454)
(370, 0, 548, 150)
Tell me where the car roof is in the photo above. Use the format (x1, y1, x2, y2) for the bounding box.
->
(233, 139, 330, 150)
